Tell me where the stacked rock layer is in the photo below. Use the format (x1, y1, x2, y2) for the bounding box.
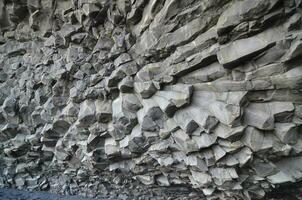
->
(1, 0, 302, 199)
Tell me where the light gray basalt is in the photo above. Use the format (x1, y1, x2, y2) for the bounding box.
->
(0, 0, 302, 200)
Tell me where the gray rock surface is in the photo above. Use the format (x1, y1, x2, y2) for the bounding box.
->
(0, 188, 110, 200)
(0, 0, 302, 200)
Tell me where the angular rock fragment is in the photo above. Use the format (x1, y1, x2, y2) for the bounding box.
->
(156, 175, 170, 186)
(253, 160, 278, 177)
(212, 145, 227, 162)
(242, 127, 273, 152)
(209, 101, 241, 126)
(214, 124, 245, 142)
(148, 138, 173, 153)
(245, 63, 285, 80)
(217, 26, 285, 67)
(268, 156, 302, 184)
(169, 44, 218, 77)
(4, 135, 29, 157)
(274, 123, 301, 144)
(267, 171, 294, 184)
(128, 125, 148, 153)
(119, 61, 139, 76)
(172, 129, 199, 154)
(218, 139, 244, 154)
(201, 149, 216, 167)
(52, 119, 70, 135)
(82, 3, 99, 17)
(220, 147, 252, 167)
(105, 137, 120, 157)
(135, 62, 164, 82)
(136, 175, 154, 185)
(173, 107, 200, 134)
(59, 23, 81, 40)
(2, 96, 17, 117)
(244, 103, 274, 130)
(151, 84, 192, 117)
(159, 118, 179, 139)
(171, 26, 218, 64)
(29, 10, 40, 30)
(210, 167, 238, 186)
(151, 94, 176, 117)
(217, 0, 280, 35)
(106, 68, 126, 88)
(78, 100, 96, 126)
(95, 100, 112, 123)
(111, 95, 138, 139)
(271, 66, 302, 89)
(190, 170, 212, 187)
(119, 76, 134, 93)
(192, 133, 217, 149)
(108, 122, 126, 141)
(141, 107, 164, 132)
(282, 39, 302, 62)
(179, 62, 226, 84)
(270, 102, 295, 121)
(134, 81, 158, 99)
(122, 94, 142, 112)
(183, 154, 208, 171)
(114, 53, 132, 67)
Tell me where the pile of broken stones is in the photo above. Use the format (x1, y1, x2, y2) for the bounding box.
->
(1, 0, 302, 199)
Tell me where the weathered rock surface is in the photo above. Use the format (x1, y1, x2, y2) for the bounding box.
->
(0, 0, 302, 200)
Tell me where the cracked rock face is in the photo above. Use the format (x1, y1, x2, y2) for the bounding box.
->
(0, 0, 302, 199)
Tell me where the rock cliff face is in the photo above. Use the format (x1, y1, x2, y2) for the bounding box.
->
(1, 0, 302, 199)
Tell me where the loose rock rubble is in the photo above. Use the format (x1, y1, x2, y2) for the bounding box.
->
(0, 187, 110, 200)
(0, 0, 302, 200)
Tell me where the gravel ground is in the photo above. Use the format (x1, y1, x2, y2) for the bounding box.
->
(1, 186, 302, 200)
(0, 188, 112, 200)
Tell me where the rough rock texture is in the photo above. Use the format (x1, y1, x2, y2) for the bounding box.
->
(0, 188, 110, 200)
(0, 0, 302, 200)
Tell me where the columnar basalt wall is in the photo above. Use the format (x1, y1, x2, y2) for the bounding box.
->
(1, 0, 302, 199)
